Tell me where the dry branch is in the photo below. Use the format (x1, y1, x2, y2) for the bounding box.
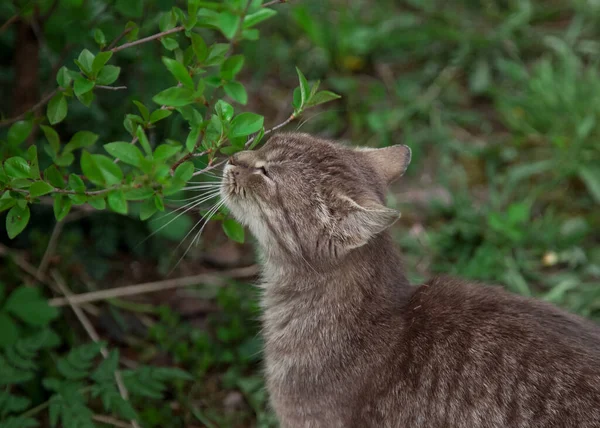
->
(48, 265, 259, 307)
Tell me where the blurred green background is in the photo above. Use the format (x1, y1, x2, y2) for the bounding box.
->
(1, 0, 600, 426)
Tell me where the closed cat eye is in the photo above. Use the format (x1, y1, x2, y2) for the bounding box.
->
(258, 166, 269, 178)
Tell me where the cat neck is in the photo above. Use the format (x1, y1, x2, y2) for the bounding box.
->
(260, 232, 412, 308)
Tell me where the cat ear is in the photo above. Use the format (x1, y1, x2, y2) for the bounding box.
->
(359, 145, 412, 185)
(336, 196, 400, 250)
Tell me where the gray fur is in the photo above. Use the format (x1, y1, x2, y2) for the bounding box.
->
(220, 133, 600, 428)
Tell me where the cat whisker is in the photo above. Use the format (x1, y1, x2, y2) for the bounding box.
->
(155, 191, 220, 215)
(135, 193, 220, 248)
(169, 196, 229, 272)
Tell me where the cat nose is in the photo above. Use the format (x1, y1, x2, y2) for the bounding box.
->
(230, 151, 257, 168)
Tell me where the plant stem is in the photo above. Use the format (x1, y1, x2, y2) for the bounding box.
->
(0, 89, 58, 127)
(110, 26, 185, 53)
(245, 113, 297, 148)
(48, 265, 258, 306)
(0, 15, 18, 34)
(51, 270, 141, 428)
(262, 0, 288, 7)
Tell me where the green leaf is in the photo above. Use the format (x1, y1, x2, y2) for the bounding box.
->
(149, 109, 172, 123)
(92, 51, 113, 75)
(186, 0, 200, 29)
(47, 94, 68, 125)
(306, 90, 341, 107)
(96, 65, 121, 85)
(154, 144, 181, 161)
(580, 167, 600, 204)
(94, 29, 106, 46)
(108, 190, 128, 214)
(248, 127, 265, 149)
(174, 161, 194, 182)
(68, 174, 86, 192)
(244, 8, 277, 28)
(292, 86, 302, 111)
(154, 194, 164, 211)
(4, 157, 31, 179)
(41, 125, 60, 154)
(152, 86, 196, 107)
(88, 197, 106, 210)
(76, 89, 95, 107)
(140, 198, 158, 220)
(0, 313, 18, 348)
(161, 37, 179, 51)
(185, 125, 202, 152)
(220, 55, 244, 80)
(216, 11, 239, 40)
(159, 10, 177, 32)
(162, 57, 194, 89)
(0, 193, 16, 213)
(136, 127, 152, 156)
(94, 155, 124, 185)
(56, 66, 72, 88)
(6, 205, 30, 239)
(80, 151, 102, 185)
(205, 43, 228, 66)
(53, 195, 72, 221)
(104, 142, 144, 167)
(296, 67, 310, 107)
(5, 286, 59, 326)
(7, 120, 33, 145)
(230, 113, 264, 138)
(64, 131, 99, 154)
(76, 49, 95, 74)
(116, 0, 143, 17)
(190, 33, 208, 62)
(224, 81, 248, 105)
(27, 146, 40, 179)
(44, 165, 65, 188)
(222, 218, 245, 243)
(29, 181, 55, 198)
(133, 101, 150, 121)
(215, 100, 234, 122)
(73, 75, 95, 96)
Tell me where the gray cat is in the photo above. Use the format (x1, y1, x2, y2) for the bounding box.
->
(220, 132, 600, 428)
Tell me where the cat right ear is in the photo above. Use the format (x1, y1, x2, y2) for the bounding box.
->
(359, 145, 412, 185)
(335, 195, 400, 252)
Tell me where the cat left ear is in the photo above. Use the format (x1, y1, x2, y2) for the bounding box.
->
(359, 145, 412, 185)
(336, 196, 400, 251)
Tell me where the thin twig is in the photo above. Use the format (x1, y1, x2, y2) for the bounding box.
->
(0, 15, 18, 33)
(0, 89, 58, 127)
(110, 26, 185, 53)
(48, 265, 259, 307)
(51, 270, 141, 428)
(262, 0, 288, 7)
(191, 159, 227, 177)
(106, 27, 133, 51)
(93, 415, 131, 428)
(37, 220, 65, 280)
(8, 184, 130, 197)
(245, 113, 297, 148)
(97, 85, 128, 91)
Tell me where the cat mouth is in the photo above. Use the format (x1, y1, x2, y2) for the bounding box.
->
(221, 163, 247, 199)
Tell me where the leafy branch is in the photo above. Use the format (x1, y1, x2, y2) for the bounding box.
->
(0, 0, 341, 244)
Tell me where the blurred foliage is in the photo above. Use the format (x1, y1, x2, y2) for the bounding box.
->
(1, 0, 600, 426)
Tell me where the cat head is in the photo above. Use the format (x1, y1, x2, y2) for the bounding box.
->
(220, 133, 411, 264)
